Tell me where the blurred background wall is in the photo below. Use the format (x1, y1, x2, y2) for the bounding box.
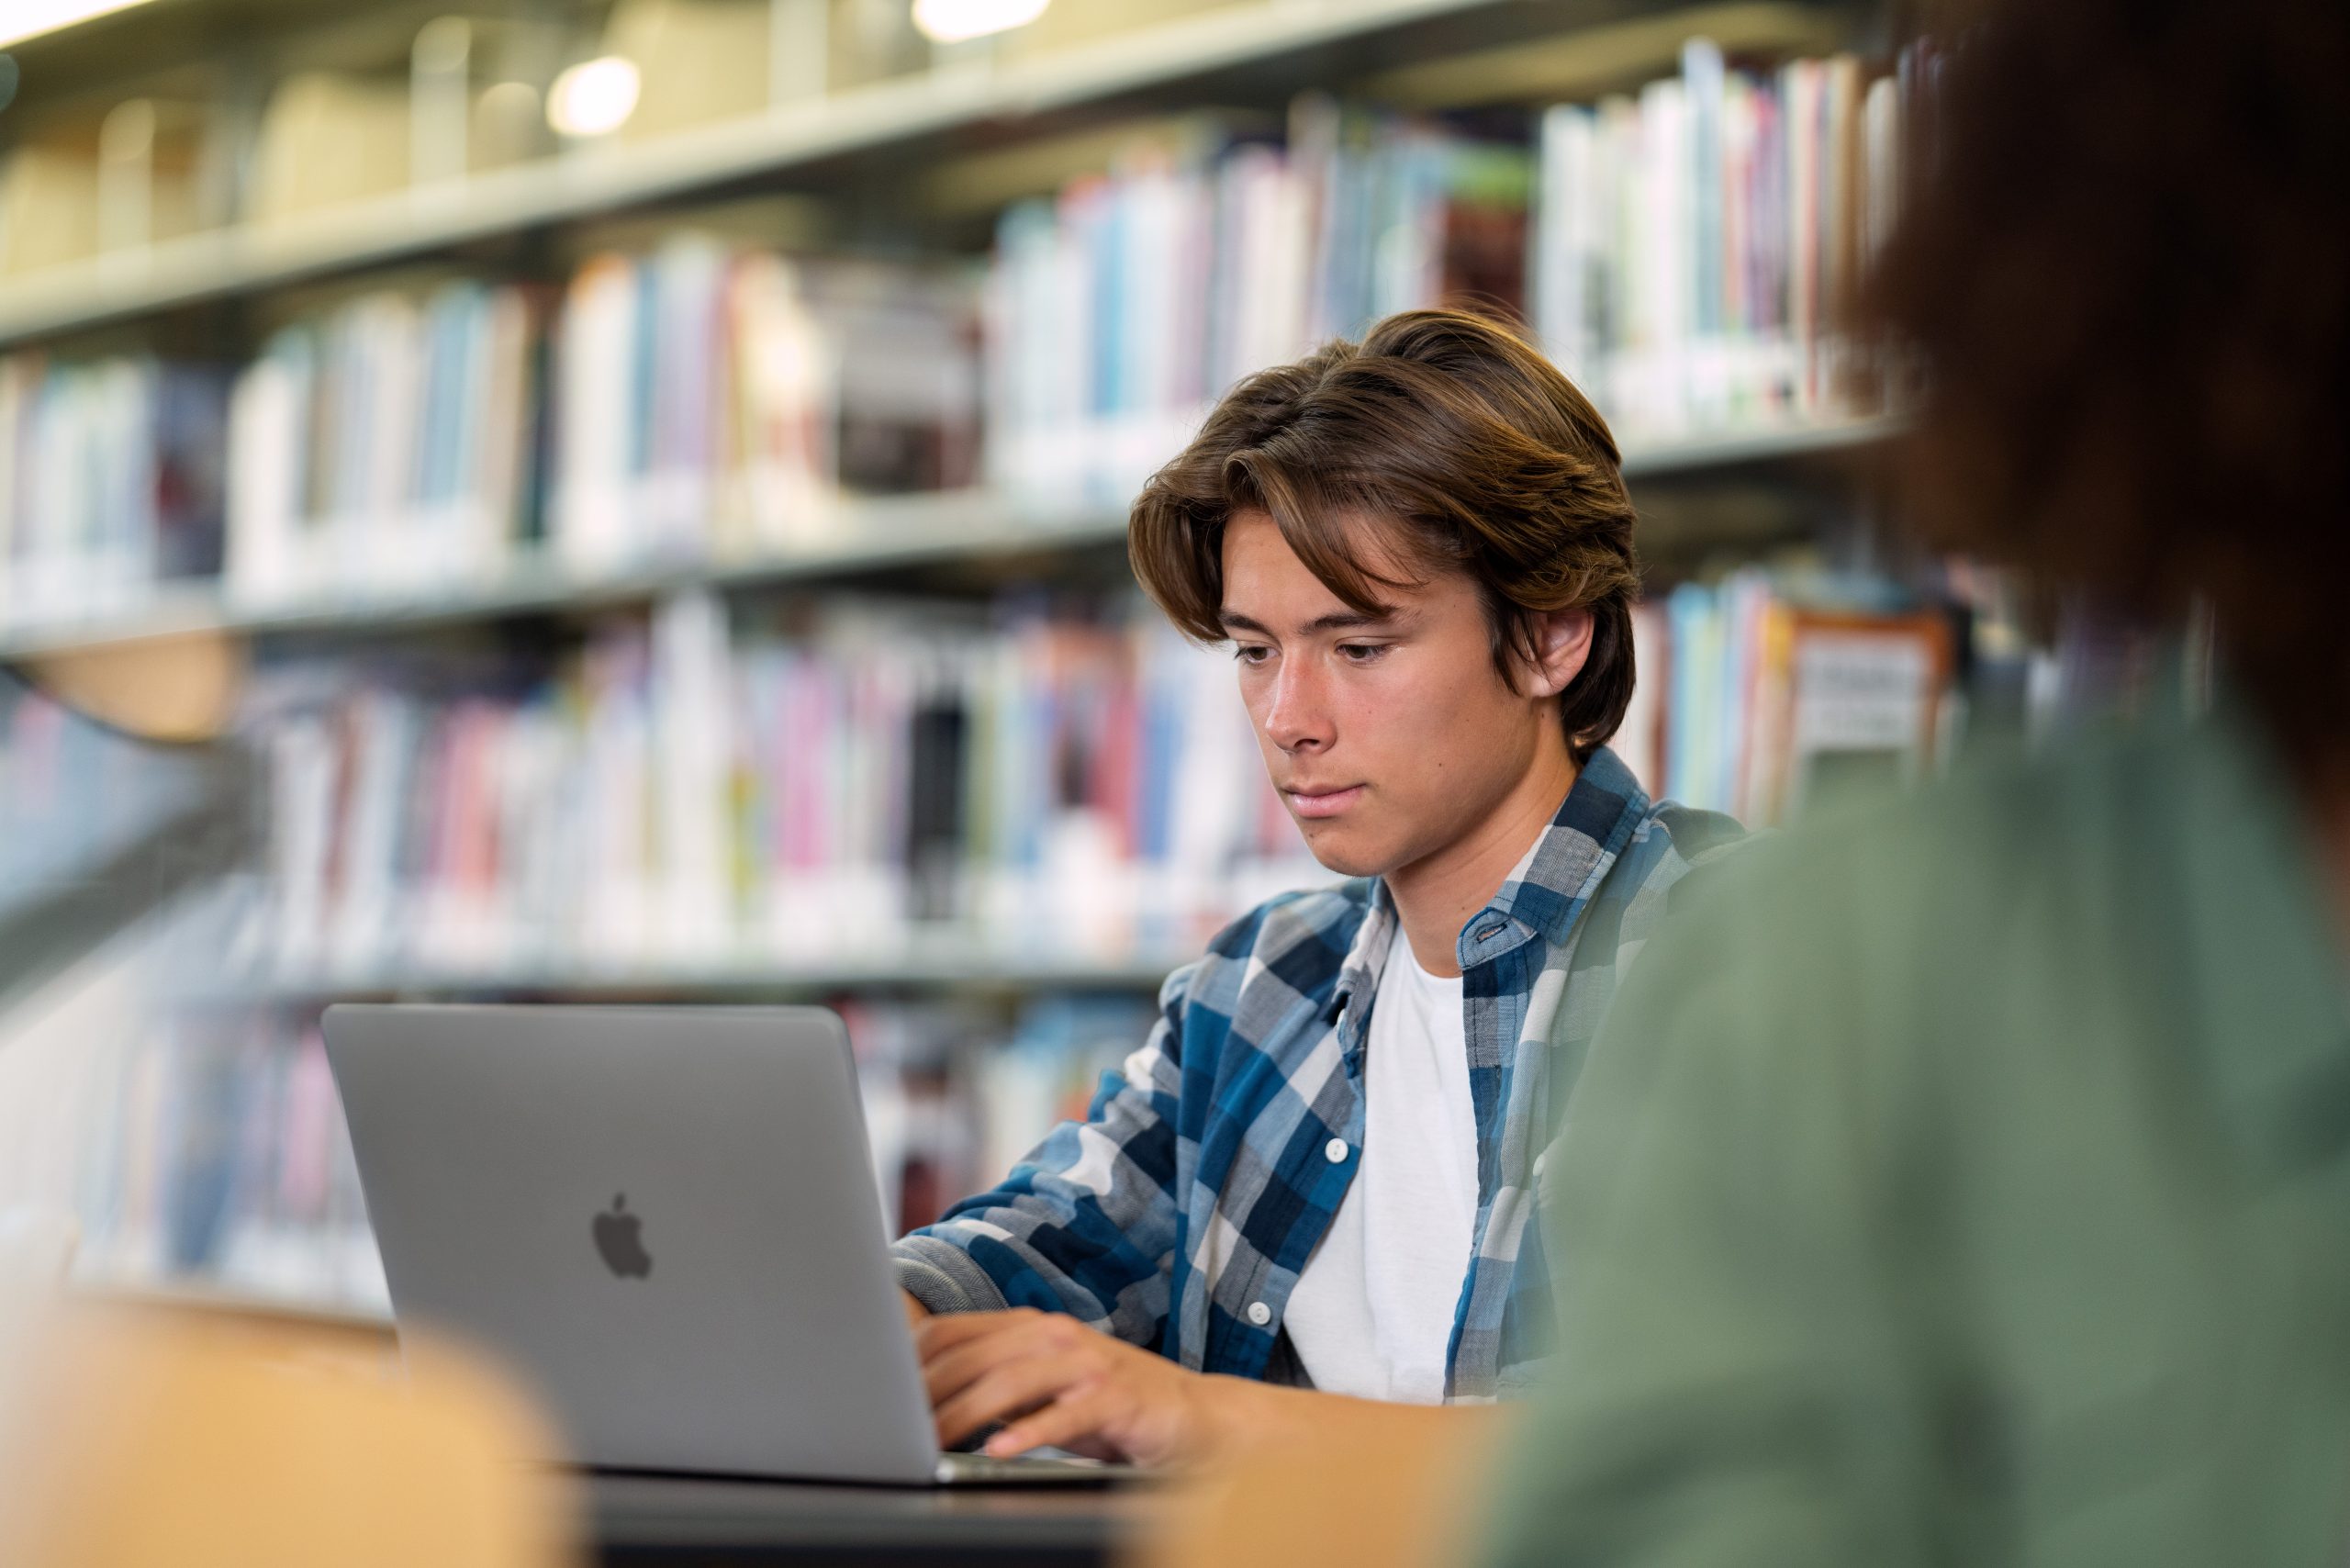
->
(0, 0, 2194, 1320)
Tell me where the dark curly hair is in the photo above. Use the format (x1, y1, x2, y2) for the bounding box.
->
(1127, 309, 1640, 763)
(1874, 0, 2350, 767)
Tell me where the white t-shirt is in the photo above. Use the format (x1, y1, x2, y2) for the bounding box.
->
(1283, 924, 1480, 1405)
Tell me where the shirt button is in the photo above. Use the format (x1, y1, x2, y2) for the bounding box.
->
(1247, 1301, 1272, 1327)
(1325, 1137, 1348, 1163)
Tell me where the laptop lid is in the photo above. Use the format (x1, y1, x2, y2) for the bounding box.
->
(322, 1002, 938, 1484)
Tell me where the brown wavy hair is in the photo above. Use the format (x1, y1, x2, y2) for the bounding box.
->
(1874, 0, 2350, 767)
(1127, 309, 1640, 763)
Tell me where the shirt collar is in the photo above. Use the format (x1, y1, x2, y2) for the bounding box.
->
(1331, 745, 1652, 1018)
(1490, 745, 1651, 952)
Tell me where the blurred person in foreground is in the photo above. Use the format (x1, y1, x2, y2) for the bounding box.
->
(1146, 0, 2350, 1562)
(890, 309, 1741, 1465)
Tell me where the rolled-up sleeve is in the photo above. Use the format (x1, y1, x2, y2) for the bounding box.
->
(890, 961, 1193, 1348)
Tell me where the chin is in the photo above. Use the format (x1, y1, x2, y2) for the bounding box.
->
(1293, 823, 1396, 880)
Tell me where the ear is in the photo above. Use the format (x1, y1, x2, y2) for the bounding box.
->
(1524, 608, 1594, 699)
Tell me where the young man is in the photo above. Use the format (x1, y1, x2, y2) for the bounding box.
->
(889, 309, 1740, 1465)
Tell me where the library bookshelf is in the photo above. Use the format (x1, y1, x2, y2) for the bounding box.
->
(0, 0, 1937, 1321)
(194, 949, 1203, 1007)
(0, 416, 1897, 662)
(0, 0, 1848, 349)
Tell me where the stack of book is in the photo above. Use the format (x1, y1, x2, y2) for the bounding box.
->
(988, 37, 1916, 499)
(240, 590, 1317, 985)
(987, 103, 1532, 500)
(553, 242, 982, 574)
(73, 1012, 388, 1313)
(0, 353, 229, 630)
(1528, 39, 1917, 436)
(1614, 568, 1953, 824)
(218, 242, 987, 609)
(226, 278, 538, 608)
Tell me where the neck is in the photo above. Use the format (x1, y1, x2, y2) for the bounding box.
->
(1385, 734, 1580, 980)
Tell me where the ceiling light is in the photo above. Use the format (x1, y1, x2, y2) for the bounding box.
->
(0, 0, 160, 50)
(912, 0, 1050, 46)
(547, 55, 640, 139)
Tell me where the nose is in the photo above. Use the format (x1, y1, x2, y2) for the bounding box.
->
(1259, 655, 1332, 755)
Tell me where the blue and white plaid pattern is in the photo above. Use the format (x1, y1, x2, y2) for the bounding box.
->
(892, 745, 1740, 1401)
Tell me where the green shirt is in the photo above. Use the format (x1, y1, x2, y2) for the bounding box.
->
(1486, 710, 2350, 1568)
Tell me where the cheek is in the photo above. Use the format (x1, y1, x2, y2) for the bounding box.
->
(1370, 663, 1519, 781)
(1345, 670, 1449, 769)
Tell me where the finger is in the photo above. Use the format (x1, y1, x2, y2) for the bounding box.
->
(934, 1347, 1090, 1450)
(916, 1306, 1092, 1380)
(982, 1379, 1121, 1461)
(933, 1350, 1102, 1451)
(922, 1327, 1052, 1410)
(913, 1306, 1044, 1359)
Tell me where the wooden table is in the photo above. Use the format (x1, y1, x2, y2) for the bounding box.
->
(586, 1470, 1162, 1567)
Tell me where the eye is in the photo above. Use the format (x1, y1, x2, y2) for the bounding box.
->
(1336, 643, 1389, 665)
(1232, 644, 1273, 666)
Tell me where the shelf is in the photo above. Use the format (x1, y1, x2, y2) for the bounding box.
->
(0, 415, 1898, 662)
(189, 948, 1201, 1005)
(0, 0, 1536, 350)
(73, 1274, 397, 1334)
(1616, 415, 1900, 474)
(0, 487, 1119, 659)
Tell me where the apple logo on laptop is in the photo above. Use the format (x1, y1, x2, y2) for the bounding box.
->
(593, 1193, 653, 1279)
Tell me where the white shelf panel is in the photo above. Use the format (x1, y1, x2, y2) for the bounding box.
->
(1616, 414, 1901, 474)
(0, 0, 1513, 349)
(0, 486, 1119, 657)
(193, 951, 1197, 1005)
(73, 1275, 397, 1332)
(0, 417, 1897, 661)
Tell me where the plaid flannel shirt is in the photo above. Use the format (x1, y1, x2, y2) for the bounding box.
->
(891, 745, 1740, 1401)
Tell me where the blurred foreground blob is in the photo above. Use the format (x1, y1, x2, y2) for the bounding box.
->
(0, 1308, 581, 1568)
(1132, 1404, 1498, 1568)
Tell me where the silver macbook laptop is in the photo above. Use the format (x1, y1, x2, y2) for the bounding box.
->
(322, 1002, 1119, 1486)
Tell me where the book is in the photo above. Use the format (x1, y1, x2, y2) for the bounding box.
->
(0, 352, 229, 630)
(96, 96, 215, 252)
(73, 1010, 388, 1312)
(248, 72, 411, 224)
(988, 107, 1534, 501)
(552, 240, 977, 574)
(225, 279, 535, 608)
(604, 0, 774, 141)
(1644, 569, 1952, 823)
(0, 139, 101, 277)
(1528, 40, 1910, 438)
(241, 590, 1320, 982)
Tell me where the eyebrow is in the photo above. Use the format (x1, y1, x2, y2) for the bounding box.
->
(1218, 608, 1403, 639)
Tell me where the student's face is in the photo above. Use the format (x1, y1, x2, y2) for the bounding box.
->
(1219, 509, 1557, 880)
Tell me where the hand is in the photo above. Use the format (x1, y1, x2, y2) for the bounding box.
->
(914, 1307, 1240, 1467)
(901, 1289, 928, 1327)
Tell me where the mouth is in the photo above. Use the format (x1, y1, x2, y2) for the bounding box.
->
(1283, 784, 1364, 820)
